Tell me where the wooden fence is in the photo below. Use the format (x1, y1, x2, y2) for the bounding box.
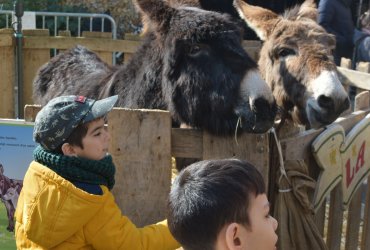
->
(22, 62, 370, 249)
(2, 28, 370, 249)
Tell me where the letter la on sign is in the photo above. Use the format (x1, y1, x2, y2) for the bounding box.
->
(312, 113, 370, 211)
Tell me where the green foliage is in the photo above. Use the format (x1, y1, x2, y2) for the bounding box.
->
(0, 0, 49, 11)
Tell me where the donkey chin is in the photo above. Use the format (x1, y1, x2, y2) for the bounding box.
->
(306, 96, 350, 129)
(234, 97, 277, 134)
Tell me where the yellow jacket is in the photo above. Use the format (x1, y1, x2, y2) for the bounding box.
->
(15, 161, 180, 250)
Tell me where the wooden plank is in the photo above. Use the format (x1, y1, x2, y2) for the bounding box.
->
(58, 30, 71, 37)
(23, 29, 49, 36)
(0, 29, 14, 46)
(357, 62, 370, 74)
(242, 40, 261, 61)
(0, 29, 15, 118)
(355, 62, 370, 250)
(314, 200, 327, 237)
(57, 30, 71, 54)
(338, 67, 370, 91)
(245, 47, 260, 62)
(348, 89, 370, 250)
(22, 36, 260, 62)
(361, 177, 370, 250)
(82, 31, 112, 39)
(125, 33, 142, 41)
(0, 28, 14, 34)
(355, 91, 370, 111)
(326, 184, 344, 250)
(23, 36, 141, 54)
(202, 132, 270, 186)
(82, 31, 113, 64)
(108, 108, 172, 227)
(345, 186, 364, 250)
(171, 128, 203, 158)
(281, 110, 370, 161)
(354, 63, 370, 109)
(0, 35, 13, 46)
(325, 90, 369, 250)
(242, 40, 262, 47)
(23, 30, 50, 108)
(24, 105, 41, 122)
(340, 58, 352, 68)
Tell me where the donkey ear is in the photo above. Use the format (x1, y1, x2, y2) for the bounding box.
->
(233, 0, 280, 41)
(297, 0, 317, 21)
(135, 0, 175, 32)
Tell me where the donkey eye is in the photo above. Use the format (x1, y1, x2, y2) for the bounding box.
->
(278, 48, 295, 58)
(188, 44, 203, 57)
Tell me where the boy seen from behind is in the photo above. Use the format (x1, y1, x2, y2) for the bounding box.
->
(168, 159, 278, 250)
(15, 95, 179, 250)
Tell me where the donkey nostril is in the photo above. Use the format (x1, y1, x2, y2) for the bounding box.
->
(317, 95, 334, 110)
(253, 97, 277, 122)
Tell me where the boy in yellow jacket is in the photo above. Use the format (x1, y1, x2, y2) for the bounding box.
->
(15, 95, 180, 250)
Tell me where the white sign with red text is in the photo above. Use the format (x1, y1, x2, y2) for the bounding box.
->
(312, 113, 370, 211)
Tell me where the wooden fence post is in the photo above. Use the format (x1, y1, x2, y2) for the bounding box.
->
(345, 62, 370, 250)
(23, 29, 50, 106)
(58, 30, 71, 54)
(0, 29, 15, 118)
(81, 31, 113, 64)
(108, 108, 172, 227)
(357, 62, 370, 250)
(123, 33, 142, 63)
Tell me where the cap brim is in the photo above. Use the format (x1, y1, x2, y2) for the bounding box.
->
(83, 95, 118, 123)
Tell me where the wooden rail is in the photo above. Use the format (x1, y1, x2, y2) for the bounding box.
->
(24, 105, 270, 227)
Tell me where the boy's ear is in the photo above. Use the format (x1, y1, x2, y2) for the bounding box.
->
(61, 143, 77, 156)
(225, 223, 243, 249)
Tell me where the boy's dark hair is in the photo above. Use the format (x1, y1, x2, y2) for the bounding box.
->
(167, 158, 265, 250)
(53, 122, 89, 154)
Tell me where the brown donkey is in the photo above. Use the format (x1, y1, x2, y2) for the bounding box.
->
(234, 0, 349, 129)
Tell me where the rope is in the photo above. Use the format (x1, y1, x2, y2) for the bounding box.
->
(234, 116, 242, 146)
(270, 127, 292, 192)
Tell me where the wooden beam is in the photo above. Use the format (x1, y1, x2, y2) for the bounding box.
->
(338, 66, 370, 90)
(281, 109, 370, 161)
(0, 29, 15, 118)
(23, 36, 141, 53)
(171, 128, 203, 158)
(108, 108, 172, 227)
(0, 29, 14, 47)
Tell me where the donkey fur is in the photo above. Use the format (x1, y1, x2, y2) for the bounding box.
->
(170, 0, 350, 129)
(33, 0, 277, 135)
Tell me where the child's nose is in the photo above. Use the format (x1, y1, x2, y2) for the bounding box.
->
(272, 216, 278, 230)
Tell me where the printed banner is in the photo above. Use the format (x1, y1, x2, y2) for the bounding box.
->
(0, 120, 36, 249)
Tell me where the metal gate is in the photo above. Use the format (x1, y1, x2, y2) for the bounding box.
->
(0, 8, 117, 118)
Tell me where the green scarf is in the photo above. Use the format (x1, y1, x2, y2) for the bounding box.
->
(33, 145, 115, 190)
